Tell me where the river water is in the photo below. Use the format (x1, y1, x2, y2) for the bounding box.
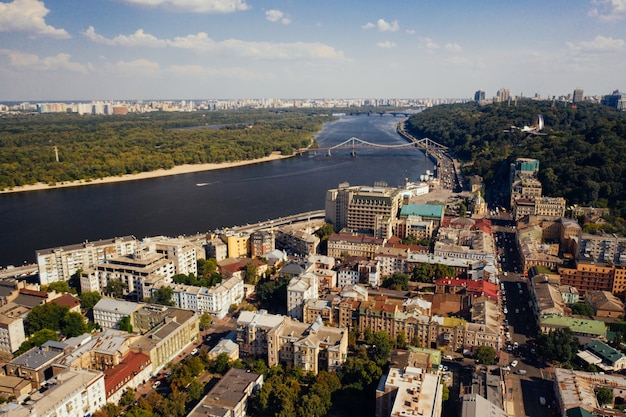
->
(0, 115, 434, 266)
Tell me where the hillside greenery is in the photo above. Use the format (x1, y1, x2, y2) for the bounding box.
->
(406, 100, 626, 216)
(0, 109, 338, 190)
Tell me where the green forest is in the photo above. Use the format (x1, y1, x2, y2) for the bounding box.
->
(406, 100, 626, 216)
(0, 109, 338, 190)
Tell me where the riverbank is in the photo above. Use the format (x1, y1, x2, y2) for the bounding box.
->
(0, 152, 292, 194)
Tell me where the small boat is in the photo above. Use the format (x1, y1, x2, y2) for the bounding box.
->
(196, 183, 210, 187)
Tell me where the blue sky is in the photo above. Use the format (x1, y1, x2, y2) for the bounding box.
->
(0, 0, 625, 100)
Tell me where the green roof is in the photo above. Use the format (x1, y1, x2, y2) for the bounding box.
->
(408, 346, 442, 366)
(540, 314, 606, 336)
(586, 340, 624, 364)
(400, 204, 444, 218)
(566, 407, 595, 417)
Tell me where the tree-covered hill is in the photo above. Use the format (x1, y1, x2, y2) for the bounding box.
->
(406, 100, 626, 216)
(0, 109, 337, 190)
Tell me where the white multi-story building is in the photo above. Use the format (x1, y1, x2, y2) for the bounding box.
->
(145, 236, 200, 276)
(0, 310, 26, 353)
(80, 248, 175, 300)
(36, 236, 136, 286)
(150, 276, 244, 319)
(93, 298, 141, 330)
(0, 367, 106, 417)
(287, 272, 319, 320)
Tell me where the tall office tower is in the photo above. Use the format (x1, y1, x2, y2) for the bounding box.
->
(496, 88, 511, 103)
(474, 90, 486, 101)
(573, 88, 584, 103)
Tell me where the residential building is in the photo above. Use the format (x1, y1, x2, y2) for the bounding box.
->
(79, 248, 175, 300)
(601, 90, 626, 110)
(325, 183, 404, 238)
(399, 204, 445, 229)
(327, 233, 385, 259)
(0, 367, 106, 417)
(221, 232, 250, 259)
(287, 272, 319, 320)
(206, 237, 228, 261)
(6, 341, 67, 389)
(146, 236, 199, 276)
(573, 88, 584, 103)
(554, 368, 626, 416)
(93, 298, 141, 330)
(250, 230, 275, 257)
(460, 393, 508, 417)
(275, 228, 320, 255)
(129, 307, 199, 373)
(474, 90, 486, 102)
(375, 366, 443, 417)
(558, 259, 615, 298)
(0, 307, 26, 353)
(578, 340, 626, 372)
(103, 352, 152, 404)
(496, 88, 510, 103)
(539, 314, 606, 343)
(36, 236, 136, 285)
(529, 274, 568, 319)
(150, 276, 244, 319)
(585, 290, 624, 317)
(237, 311, 348, 374)
(187, 368, 263, 417)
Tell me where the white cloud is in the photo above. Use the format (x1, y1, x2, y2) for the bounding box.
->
(167, 64, 268, 80)
(82, 26, 167, 47)
(405, 29, 416, 35)
(362, 18, 399, 32)
(109, 59, 160, 76)
(419, 37, 439, 53)
(0, 0, 69, 38)
(118, 0, 249, 13)
(445, 42, 462, 53)
(376, 41, 396, 49)
(265, 9, 291, 24)
(589, 0, 626, 20)
(567, 35, 625, 53)
(0, 50, 87, 72)
(445, 55, 485, 69)
(83, 27, 346, 61)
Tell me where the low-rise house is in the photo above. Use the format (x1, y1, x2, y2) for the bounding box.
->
(585, 290, 624, 318)
(93, 298, 142, 330)
(539, 314, 606, 344)
(577, 340, 626, 372)
(187, 368, 262, 417)
(103, 351, 151, 404)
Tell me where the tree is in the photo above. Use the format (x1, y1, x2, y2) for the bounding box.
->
(396, 332, 407, 349)
(596, 386, 613, 405)
(80, 291, 102, 310)
(104, 279, 127, 298)
(382, 273, 409, 291)
(199, 312, 213, 332)
(197, 258, 217, 277)
(61, 311, 88, 337)
(15, 329, 58, 356)
(535, 328, 581, 365)
(373, 331, 393, 366)
(214, 352, 231, 374)
(245, 262, 259, 285)
(120, 388, 136, 406)
(93, 403, 121, 417)
(24, 303, 70, 335)
(46, 281, 70, 293)
(474, 345, 497, 365)
(570, 302, 595, 317)
(119, 316, 133, 333)
(150, 286, 175, 306)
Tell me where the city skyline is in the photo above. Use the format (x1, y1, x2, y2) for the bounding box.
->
(0, 0, 625, 101)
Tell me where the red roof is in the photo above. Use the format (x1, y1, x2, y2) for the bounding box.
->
(104, 352, 151, 398)
(435, 278, 498, 301)
(51, 294, 81, 309)
(473, 218, 492, 234)
(19, 288, 48, 298)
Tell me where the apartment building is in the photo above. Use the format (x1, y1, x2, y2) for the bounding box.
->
(80, 248, 175, 300)
(237, 310, 348, 375)
(327, 233, 385, 259)
(275, 228, 320, 256)
(150, 276, 244, 319)
(375, 366, 443, 417)
(0, 305, 26, 353)
(287, 272, 319, 320)
(36, 236, 136, 285)
(93, 298, 142, 330)
(250, 230, 275, 257)
(325, 183, 404, 238)
(220, 232, 250, 259)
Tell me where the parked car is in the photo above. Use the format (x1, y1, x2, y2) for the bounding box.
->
(539, 396, 546, 406)
(152, 381, 161, 389)
(510, 360, 518, 367)
(443, 355, 453, 360)
(191, 348, 199, 355)
(516, 369, 527, 375)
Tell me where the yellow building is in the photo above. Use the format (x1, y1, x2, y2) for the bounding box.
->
(222, 232, 250, 259)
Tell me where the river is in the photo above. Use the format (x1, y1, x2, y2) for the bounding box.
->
(0, 115, 434, 267)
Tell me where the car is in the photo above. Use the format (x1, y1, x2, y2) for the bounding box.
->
(513, 341, 519, 349)
(510, 360, 518, 367)
(519, 289, 523, 295)
(503, 307, 508, 314)
(152, 381, 161, 389)
(501, 366, 511, 371)
(443, 355, 453, 360)
(539, 396, 546, 406)
(190, 348, 199, 355)
(507, 345, 513, 352)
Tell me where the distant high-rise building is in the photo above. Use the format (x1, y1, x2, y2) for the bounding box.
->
(573, 88, 584, 103)
(496, 88, 511, 103)
(474, 90, 485, 101)
(601, 90, 626, 110)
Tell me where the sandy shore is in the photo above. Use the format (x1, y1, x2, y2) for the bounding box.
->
(0, 152, 292, 194)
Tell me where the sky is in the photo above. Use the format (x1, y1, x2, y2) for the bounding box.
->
(0, 0, 625, 101)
